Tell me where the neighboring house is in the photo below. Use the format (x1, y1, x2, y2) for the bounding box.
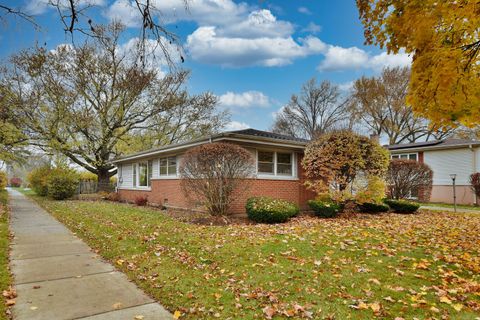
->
(112, 129, 316, 214)
(387, 139, 480, 205)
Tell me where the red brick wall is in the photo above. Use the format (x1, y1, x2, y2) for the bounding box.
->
(418, 151, 424, 163)
(117, 152, 316, 214)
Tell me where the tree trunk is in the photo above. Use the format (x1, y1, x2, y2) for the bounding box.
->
(97, 169, 112, 192)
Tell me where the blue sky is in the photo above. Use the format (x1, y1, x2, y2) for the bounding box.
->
(0, 0, 411, 131)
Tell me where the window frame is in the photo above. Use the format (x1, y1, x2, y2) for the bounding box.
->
(257, 151, 275, 175)
(256, 149, 296, 178)
(390, 152, 418, 161)
(158, 156, 178, 178)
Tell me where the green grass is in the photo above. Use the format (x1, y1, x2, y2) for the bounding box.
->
(25, 193, 480, 319)
(420, 202, 480, 211)
(0, 190, 11, 320)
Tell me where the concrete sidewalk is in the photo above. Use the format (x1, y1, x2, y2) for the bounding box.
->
(8, 189, 172, 320)
(420, 205, 480, 213)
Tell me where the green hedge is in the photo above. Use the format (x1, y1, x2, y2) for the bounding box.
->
(359, 202, 390, 214)
(383, 199, 420, 214)
(246, 197, 299, 223)
(308, 200, 342, 218)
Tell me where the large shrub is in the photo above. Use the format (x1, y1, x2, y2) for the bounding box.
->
(47, 168, 80, 200)
(180, 142, 254, 216)
(0, 171, 7, 190)
(246, 197, 299, 223)
(384, 199, 420, 214)
(28, 165, 52, 196)
(9, 177, 22, 187)
(386, 159, 433, 201)
(308, 200, 343, 218)
(303, 131, 389, 195)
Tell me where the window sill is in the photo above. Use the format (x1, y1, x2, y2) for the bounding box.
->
(151, 176, 179, 180)
(118, 187, 152, 191)
(255, 175, 299, 181)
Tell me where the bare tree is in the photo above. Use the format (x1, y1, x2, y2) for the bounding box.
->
(180, 143, 254, 216)
(386, 160, 433, 201)
(4, 23, 223, 190)
(271, 79, 349, 140)
(349, 67, 454, 144)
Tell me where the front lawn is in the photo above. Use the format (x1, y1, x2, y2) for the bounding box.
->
(0, 190, 11, 320)
(27, 195, 480, 319)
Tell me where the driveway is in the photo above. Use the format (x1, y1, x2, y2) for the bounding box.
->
(8, 189, 172, 320)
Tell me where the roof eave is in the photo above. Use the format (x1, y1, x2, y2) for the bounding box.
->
(111, 133, 307, 164)
(389, 142, 480, 153)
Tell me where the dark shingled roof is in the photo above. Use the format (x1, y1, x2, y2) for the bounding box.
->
(227, 128, 309, 143)
(112, 128, 307, 163)
(387, 138, 480, 150)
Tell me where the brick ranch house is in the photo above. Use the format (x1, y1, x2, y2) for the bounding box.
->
(387, 138, 480, 205)
(112, 129, 316, 214)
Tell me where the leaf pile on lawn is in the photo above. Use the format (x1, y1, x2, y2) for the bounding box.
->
(34, 198, 480, 319)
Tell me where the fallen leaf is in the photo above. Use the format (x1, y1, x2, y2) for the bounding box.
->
(173, 310, 182, 319)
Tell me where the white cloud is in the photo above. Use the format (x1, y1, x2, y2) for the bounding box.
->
(25, 0, 105, 15)
(369, 51, 412, 71)
(298, 7, 312, 15)
(223, 121, 250, 131)
(318, 46, 411, 72)
(105, 0, 410, 71)
(318, 46, 369, 71)
(187, 27, 325, 67)
(219, 91, 271, 109)
(105, 0, 249, 26)
(302, 22, 321, 34)
(218, 9, 294, 39)
(104, 0, 141, 27)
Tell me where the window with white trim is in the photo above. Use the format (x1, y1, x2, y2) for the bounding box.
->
(257, 151, 294, 177)
(276, 152, 292, 176)
(159, 156, 177, 176)
(258, 151, 274, 174)
(138, 162, 148, 187)
(391, 153, 417, 161)
(132, 160, 152, 187)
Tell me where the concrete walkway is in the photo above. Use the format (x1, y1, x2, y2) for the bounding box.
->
(420, 205, 480, 213)
(8, 189, 172, 320)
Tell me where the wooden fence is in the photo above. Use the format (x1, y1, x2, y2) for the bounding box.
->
(76, 180, 116, 194)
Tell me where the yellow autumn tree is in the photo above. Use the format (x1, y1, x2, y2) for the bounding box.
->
(357, 0, 480, 126)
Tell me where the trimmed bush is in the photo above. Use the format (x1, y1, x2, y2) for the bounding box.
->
(359, 202, 389, 214)
(134, 195, 148, 206)
(47, 168, 79, 200)
(383, 199, 420, 214)
(308, 200, 342, 218)
(246, 197, 299, 224)
(0, 171, 7, 190)
(28, 166, 52, 196)
(9, 177, 22, 187)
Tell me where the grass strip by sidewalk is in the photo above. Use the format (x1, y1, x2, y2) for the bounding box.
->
(0, 190, 12, 320)
(21, 191, 480, 319)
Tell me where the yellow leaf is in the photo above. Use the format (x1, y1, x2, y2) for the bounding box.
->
(440, 296, 452, 304)
(453, 304, 463, 312)
(173, 310, 182, 319)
